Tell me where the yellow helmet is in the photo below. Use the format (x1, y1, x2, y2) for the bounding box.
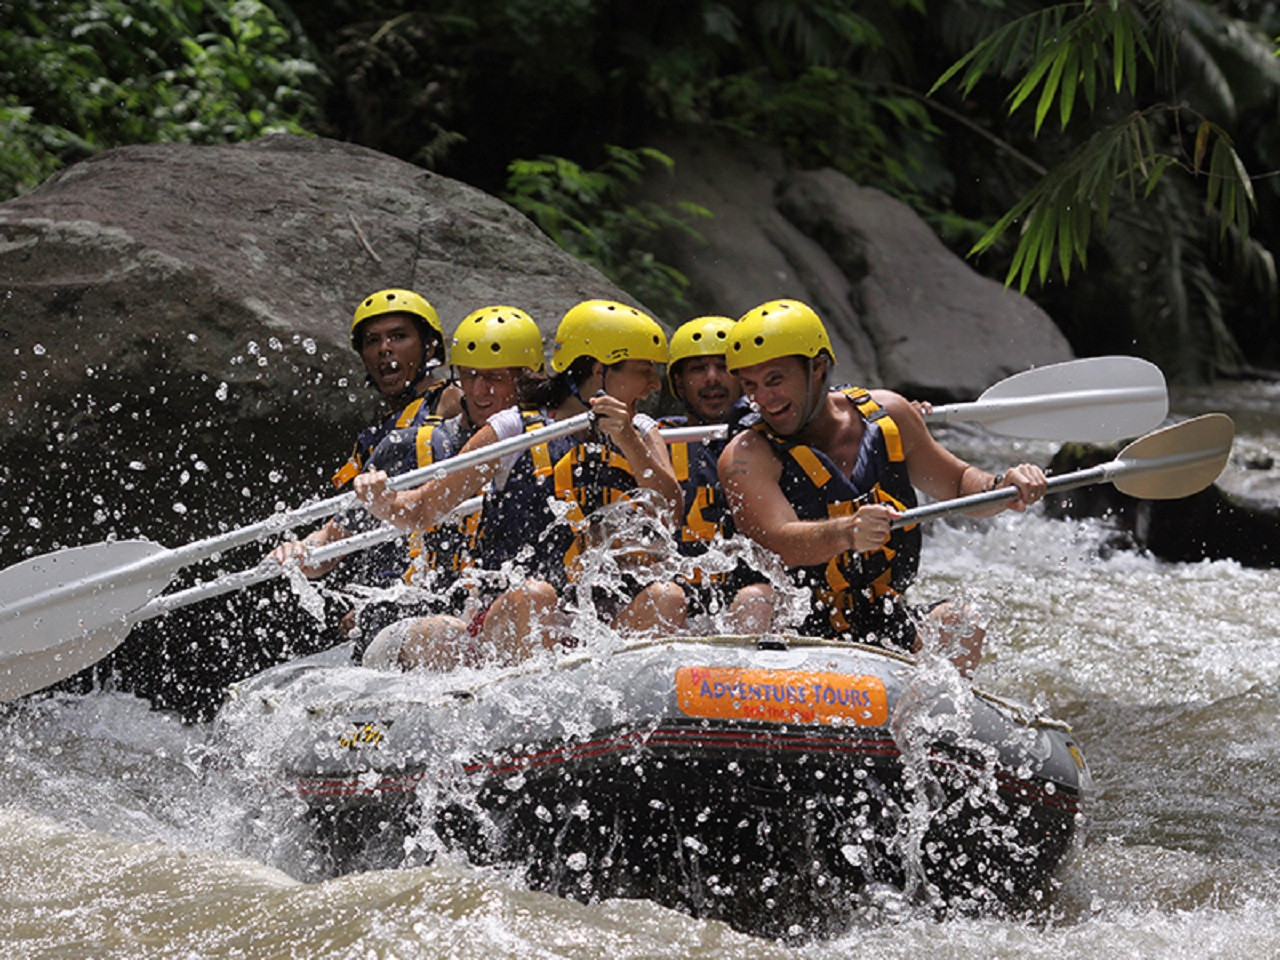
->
(449, 306, 545, 371)
(667, 315, 736, 397)
(726, 299, 834, 372)
(550, 300, 668, 372)
(669, 316, 736, 365)
(351, 288, 443, 351)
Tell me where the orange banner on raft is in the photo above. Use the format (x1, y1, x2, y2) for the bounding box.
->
(675, 666, 888, 727)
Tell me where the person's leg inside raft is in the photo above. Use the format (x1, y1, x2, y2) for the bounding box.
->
(362, 579, 563, 671)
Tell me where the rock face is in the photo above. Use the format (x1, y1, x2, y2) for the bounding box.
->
(638, 135, 1074, 398)
(1047, 433, 1280, 569)
(0, 135, 628, 559)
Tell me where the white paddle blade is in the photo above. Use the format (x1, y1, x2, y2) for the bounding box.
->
(0, 620, 135, 702)
(1113, 413, 1235, 500)
(0, 540, 168, 695)
(948, 356, 1169, 441)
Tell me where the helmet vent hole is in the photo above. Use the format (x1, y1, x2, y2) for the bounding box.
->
(490, 343, 501, 353)
(753, 336, 764, 347)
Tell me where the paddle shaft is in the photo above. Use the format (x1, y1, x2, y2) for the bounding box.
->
(167, 409, 594, 563)
(136, 495, 485, 620)
(925, 384, 1166, 425)
(892, 445, 1222, 529)
(659, 357, 1167, 444)
(0, 413, 593, 625)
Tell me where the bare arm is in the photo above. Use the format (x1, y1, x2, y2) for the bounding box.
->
(877, 391, 1046, 516)
(355, 423, 502, 531)
(718, 430, 893, 568)
(592, 395, 684, 527)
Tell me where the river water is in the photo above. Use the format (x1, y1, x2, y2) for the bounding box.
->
(2, 387, 1278, 959)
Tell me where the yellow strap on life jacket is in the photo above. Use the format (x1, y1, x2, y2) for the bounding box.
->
(518, 408, 555, 478)
(790, 445, 832, 488)
(396, 396, 426, 429)
(848, 388, 905, 463)
(332, 456, 360, 489)
(413, 421, 439, 469)
(669, 442, 691, 482)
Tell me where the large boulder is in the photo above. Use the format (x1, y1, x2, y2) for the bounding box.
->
(640, 134, 1074, 398)
(0, 135, 629, 562)
(0, 134, 636, 716)
(1046, 427, 1280, 568)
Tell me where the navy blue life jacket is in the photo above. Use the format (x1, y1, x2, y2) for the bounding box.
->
(657, 414, 732, 554)
(478, 408, 645, 589)
(364, 412, 477, 586)
(744, 387, 922, 643)
(332, 379, 449, 489)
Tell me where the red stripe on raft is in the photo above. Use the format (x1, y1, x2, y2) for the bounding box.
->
(291, 724, 1082, 814)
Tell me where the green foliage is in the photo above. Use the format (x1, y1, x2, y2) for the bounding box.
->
(934, 0, 1279, 376)
(934, 2, 1153, 133)
(505, 146, 711, 319)
(646, 0, 946, 208)
(0, 100, 75, 199)
(714, 66, 941, 208)
(0, 0, 322, 199)
(3, 0, 1277, 373)
(938, 2, 1257, 289)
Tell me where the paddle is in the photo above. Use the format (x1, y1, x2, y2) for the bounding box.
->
(890, 414, 1234, 529)
(139, 495, 484, 620)
(0, 494, 490, 704)
(659, 355, 1168, 445)
(0, 413, 594, 702)
(924, 355, 1168, 441)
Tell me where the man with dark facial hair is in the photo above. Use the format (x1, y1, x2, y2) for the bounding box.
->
(662, 316, 772, 632)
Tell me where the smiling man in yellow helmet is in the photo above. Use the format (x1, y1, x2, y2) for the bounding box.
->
(717, 299, 1048, 672)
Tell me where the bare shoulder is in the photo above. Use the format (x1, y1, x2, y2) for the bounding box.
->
(869, 389, 923, 425)
(870, 388, 938, 451)
(718, 429, 780, 484)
